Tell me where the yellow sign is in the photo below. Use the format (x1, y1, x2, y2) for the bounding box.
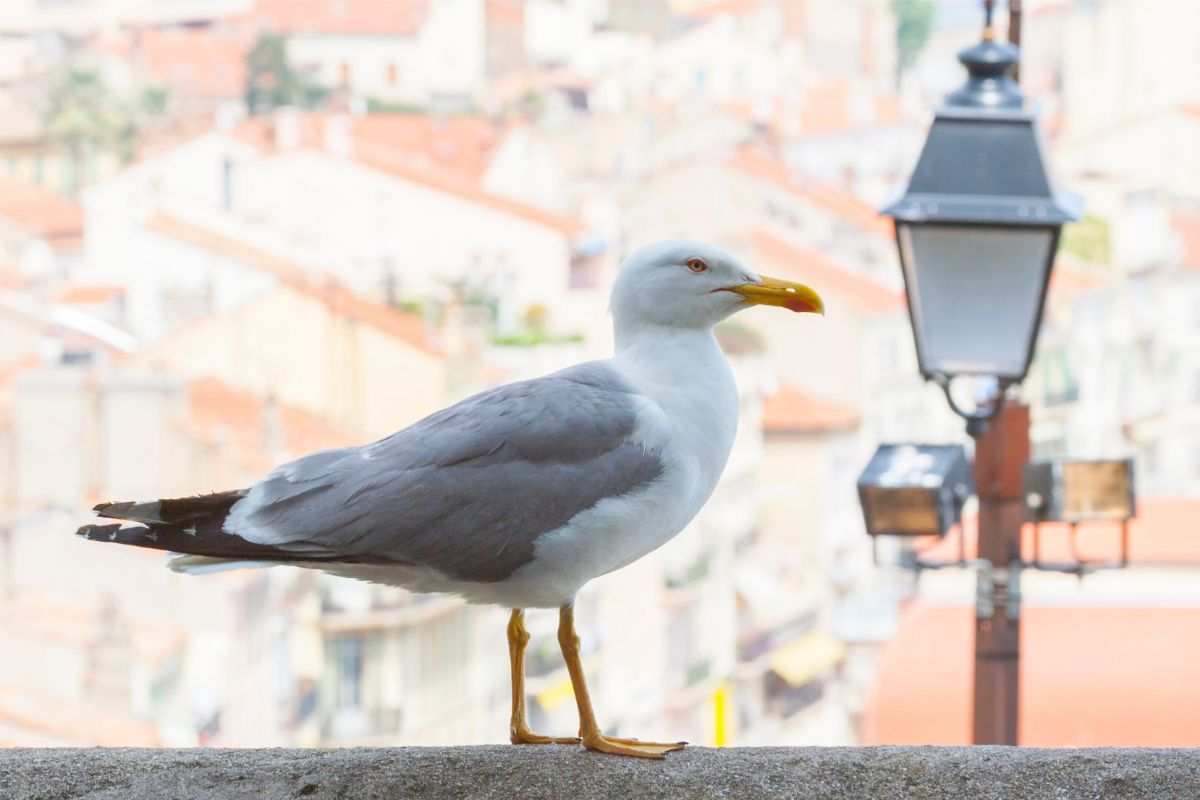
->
(713, 681, 730, 747)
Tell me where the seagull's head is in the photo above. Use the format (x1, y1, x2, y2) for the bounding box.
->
(610, 240, 824, 333)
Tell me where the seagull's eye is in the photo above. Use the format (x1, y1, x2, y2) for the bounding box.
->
(685, 258, 709, 274)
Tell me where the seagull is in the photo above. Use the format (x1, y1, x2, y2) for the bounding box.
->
(77, 241, 823, 758)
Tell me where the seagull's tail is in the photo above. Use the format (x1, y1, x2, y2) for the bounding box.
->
(76, 490, 293, 568)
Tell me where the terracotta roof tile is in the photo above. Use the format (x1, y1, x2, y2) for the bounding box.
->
(147, 214, 310, 284)
(688, 0, 761, 19)
(0, 355, 38, 388)
(147, 214, 444, 356)
(187, 377, 356, 469)
(486, 0, 524, 26)
(229, 113, 580, 233)
(799, 80, 852, 136)
(873, 94, 902, 125)
(862, 603, 1200, 746)
(0, 263, 25, 290)
(750, 229, 902, 315)
(1173, 213, 1200, 269)
(57, 284, 126, 305)
(355, 142, 584, 234)
(730, 147, 893, 237)
(0, 176, 83, 248)
(1049, 257, 1107, 295)
(350, 114, 504, 183)
(228, 115, 276, 152)
(762, 384, 858, 434)
(122, 27, 250, 98)
(246, 0, 431, 36)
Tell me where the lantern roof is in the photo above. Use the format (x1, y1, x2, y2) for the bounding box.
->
(882, 36, 1081, 227)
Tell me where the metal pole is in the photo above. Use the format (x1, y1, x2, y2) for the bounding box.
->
(972, 401, 1028, 745)
(1009, 0, 1023, 83)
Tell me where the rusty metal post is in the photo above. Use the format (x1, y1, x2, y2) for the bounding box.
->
(972, 401, 1028, 745)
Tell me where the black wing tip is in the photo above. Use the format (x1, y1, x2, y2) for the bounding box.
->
(76, 522, 162, 546)
(76, 523, 121, 540)
(92, 500, 134, 516)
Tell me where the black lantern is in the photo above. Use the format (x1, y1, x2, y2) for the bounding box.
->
(882, 17, 1081, 423)
(857, 444, 973, 539)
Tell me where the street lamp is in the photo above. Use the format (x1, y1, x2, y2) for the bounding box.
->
(867, 0, 1091, 747)
(882, 1, 1081, 432)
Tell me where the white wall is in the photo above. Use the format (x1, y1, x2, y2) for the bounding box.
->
(234, 150, 576, 331)
(287, 0, 487, 106)
(287, 36, 423, 104)
(82, 133, 261, 310)
(524, 0, 594, 65)
(483, 126, 568, 212)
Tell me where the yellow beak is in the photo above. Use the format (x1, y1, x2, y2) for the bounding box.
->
(726, 275, 825, 315)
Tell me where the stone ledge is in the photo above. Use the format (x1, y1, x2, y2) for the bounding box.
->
(3, 746, 1199, 800)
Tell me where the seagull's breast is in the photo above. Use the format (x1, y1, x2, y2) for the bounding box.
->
(615, 330, 742, 507)
(496, 336, 740, 606)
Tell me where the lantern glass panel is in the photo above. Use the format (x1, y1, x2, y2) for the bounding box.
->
(860, 486, 941, 537)
(1060, 461, 1135, 521)
(899, 223, 1053, 379)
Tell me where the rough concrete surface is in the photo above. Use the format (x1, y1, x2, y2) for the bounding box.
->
(2, 746, 1199, 800)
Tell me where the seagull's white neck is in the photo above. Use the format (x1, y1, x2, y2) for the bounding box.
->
(613, 322, 728, 380)
(611, 322, 740, 501)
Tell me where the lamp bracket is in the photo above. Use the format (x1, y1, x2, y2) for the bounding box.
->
(971, 558, 1022, 620)
(933, 375, 1012, 436)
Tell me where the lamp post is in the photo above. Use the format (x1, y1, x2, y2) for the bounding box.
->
(880, 1, 1080, 745)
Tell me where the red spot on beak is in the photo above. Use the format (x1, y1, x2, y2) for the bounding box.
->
(784, 298, 818, 313)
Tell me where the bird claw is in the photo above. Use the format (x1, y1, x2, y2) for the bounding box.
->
(510, 727, 580, 746)
(581, 733, 688, 759)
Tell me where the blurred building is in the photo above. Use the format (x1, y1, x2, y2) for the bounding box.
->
(248, 0, 529, 111)
(0, 176, 84, 284)
(82, 114, 593, 340)
(862, 499, 1200, 746)
(730, 382, 859, 745)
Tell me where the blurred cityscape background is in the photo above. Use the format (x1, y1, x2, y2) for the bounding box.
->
(0, 0, 1198, 749)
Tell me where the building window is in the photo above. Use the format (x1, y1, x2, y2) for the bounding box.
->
(221, 157, 235, 212)
(331, 635, 364, 709)
(1042, 348, 1080, 406)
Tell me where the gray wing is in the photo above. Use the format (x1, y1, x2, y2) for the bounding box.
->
(226, 362, 665, 582)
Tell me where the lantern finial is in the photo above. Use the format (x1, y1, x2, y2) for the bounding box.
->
(946, 2, 1023, 110)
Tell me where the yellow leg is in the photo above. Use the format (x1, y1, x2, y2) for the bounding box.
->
(557, 603, 687, 759)
(508, 609, 579, 746)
